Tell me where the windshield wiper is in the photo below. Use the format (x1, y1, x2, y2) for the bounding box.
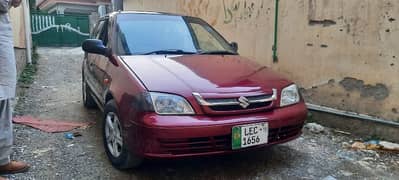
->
(141, 49, 197, 55)
(198, 50, 238, 55)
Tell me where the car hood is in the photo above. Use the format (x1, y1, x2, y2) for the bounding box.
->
(121, 55, 292, 96)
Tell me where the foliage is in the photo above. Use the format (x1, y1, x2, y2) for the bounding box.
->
(18, 43, 39, 84)
(31, 43, 39, 64)
(18, 63, 37, 84)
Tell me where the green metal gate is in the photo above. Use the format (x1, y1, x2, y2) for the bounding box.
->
(31, 13, 90, 47)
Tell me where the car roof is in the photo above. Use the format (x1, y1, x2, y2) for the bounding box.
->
(108, 10, 185, 18)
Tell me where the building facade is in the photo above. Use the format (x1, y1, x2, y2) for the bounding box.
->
(36, 0, 110, 14)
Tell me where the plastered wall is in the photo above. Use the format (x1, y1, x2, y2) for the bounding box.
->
(8, 5, 27, 76)
(9, 5, 26, 48)
(124, 0, 399, 122)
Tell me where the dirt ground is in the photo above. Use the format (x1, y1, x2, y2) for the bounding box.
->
(5, 47, 399, 180)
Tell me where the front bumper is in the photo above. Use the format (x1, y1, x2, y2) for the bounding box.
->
(126, 102, 307, 158)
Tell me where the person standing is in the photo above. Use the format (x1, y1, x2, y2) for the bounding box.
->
(0, 0, 30, 179)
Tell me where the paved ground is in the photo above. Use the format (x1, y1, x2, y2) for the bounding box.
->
(4, 47, 399, 180)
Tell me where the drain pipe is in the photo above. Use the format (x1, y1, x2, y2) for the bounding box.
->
(306, 103, 399, 128)
(272, 0, 280, 63)
(23, 0, 32, 64)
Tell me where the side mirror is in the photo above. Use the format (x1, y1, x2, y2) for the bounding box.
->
(230, 42, 238, 52)
(82, 39, 111, 57)
(82, 39, 118, 66)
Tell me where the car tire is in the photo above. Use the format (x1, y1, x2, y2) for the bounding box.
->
(82, 74, 97, 109)
(103, 100, 143, 169)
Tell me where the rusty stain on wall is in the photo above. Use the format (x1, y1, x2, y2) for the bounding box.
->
(180, 0, 219, 26)
(320, 44, 328, 48)
(307, 0, 338, 27)
(180, 0, 210, 18)
(340, 77, 390, 100)
(309, 19, 336, 27)
(222, 0, 268, 25)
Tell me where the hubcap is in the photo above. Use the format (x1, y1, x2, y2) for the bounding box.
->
(105, 112, 123, 157)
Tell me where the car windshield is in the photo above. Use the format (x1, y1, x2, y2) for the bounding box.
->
(115, 13, 237, 55)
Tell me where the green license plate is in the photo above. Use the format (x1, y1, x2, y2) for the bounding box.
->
(232, 122, 269, 150)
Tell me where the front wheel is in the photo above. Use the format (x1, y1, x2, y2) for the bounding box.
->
(103, 100, 143, 169)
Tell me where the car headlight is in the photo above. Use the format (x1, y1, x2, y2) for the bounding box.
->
(280, 84, 300, 107)
(149, 92, 195, 115)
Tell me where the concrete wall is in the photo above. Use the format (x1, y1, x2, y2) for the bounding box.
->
(124, 0, 399, 122)
(10, 5, 26, 48)
(9, 5, 28, 75)
(14, 48, 27, 77)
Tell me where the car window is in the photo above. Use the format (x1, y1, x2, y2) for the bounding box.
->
(189, 22, 225, 52)
(116, 15, 196, 55)
(97, 20, 108, 46)
(92, 21, 104, 39)
(115, 14, 236, 55)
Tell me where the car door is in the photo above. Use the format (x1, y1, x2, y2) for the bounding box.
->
(95, 18, 113, 104)
(86, 19, 108, 104)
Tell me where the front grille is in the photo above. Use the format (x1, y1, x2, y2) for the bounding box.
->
(158, 124, 303, 155)
(193, 90, 277, 115)
(209, 101, 272, 111)
(159, 135, 231, 155)
(205, 94, 273, 104)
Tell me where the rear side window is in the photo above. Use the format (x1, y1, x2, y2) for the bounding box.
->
(91, 21, 104, 39)
(97, 20, 109, 46)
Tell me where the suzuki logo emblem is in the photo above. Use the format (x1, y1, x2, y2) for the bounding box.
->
(238, 96, 250, 108)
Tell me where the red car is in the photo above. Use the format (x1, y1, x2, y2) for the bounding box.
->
(82, 11, 307, 169)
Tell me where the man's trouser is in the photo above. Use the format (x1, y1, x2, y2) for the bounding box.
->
(0, 99, 12, 166)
